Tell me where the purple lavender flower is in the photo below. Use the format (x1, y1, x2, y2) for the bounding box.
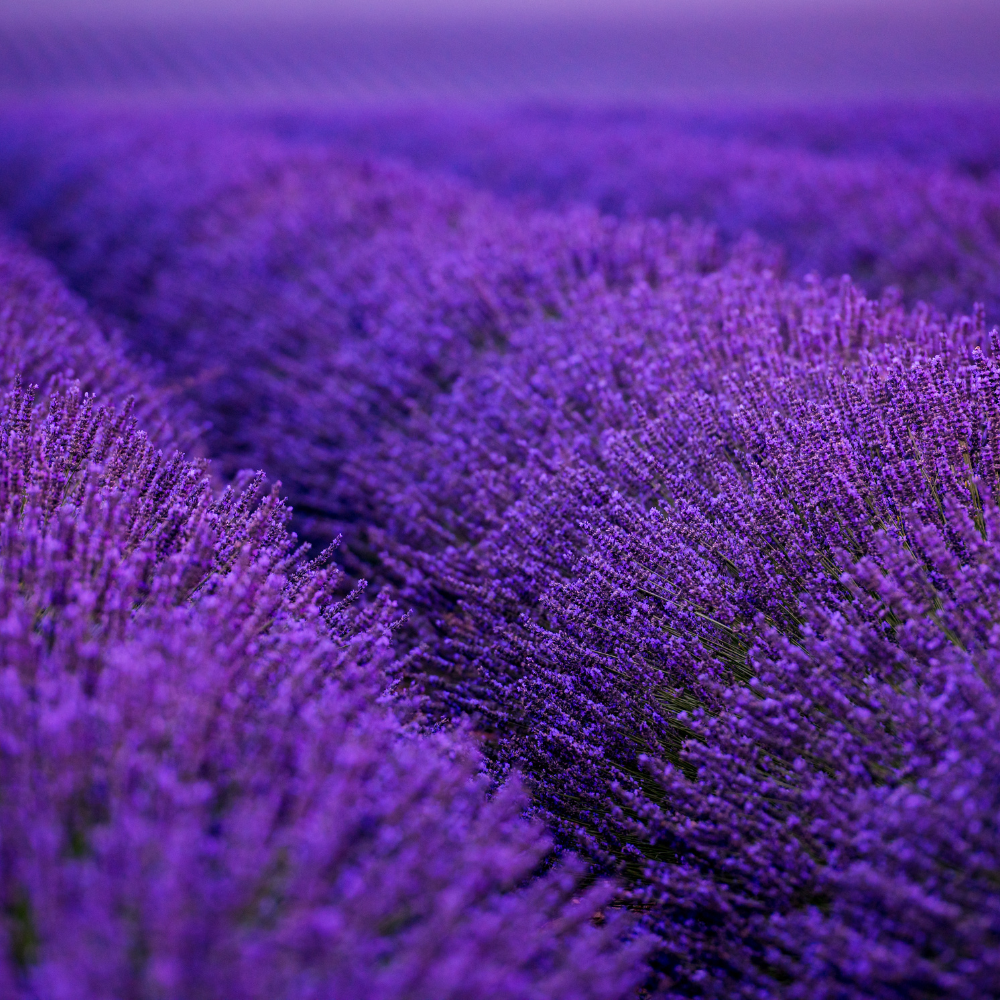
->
(268, 104, 1000, 318)
(407, 312, 1000, 994)
(4, 106, 1000, 997)
(0, 233, 181, 451)
(332, 249, 1000, 993)
(0, 111, 732, 553)
(0, 239, 649, 999)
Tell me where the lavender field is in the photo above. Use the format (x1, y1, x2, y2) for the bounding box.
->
(2, 97, 1000, 998)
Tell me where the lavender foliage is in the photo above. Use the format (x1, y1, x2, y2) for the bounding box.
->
(362, 277, 1000, 994)
(3, 104, 1000, 997)
(0, 233, 180, 451)
(0, 112, 729, 551)
(0, 238, 649, 999)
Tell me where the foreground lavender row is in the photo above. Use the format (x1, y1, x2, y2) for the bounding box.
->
(1, 108, 1000, 996)
(383, 289, 1000, 996)
(350, 220, 1000, 992)
(0, 236, 648, 998)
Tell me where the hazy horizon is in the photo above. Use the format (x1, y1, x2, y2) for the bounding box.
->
(1, 0, 997, 102)
(1, 0, 991, 26)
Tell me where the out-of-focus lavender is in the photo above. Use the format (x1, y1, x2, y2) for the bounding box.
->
(283, 103, 1000, 182)
(0, 231, 183, 451)
(0, 110, 733, 553)
(0, 234, 649, 999)
(269, 104, 1000, 319)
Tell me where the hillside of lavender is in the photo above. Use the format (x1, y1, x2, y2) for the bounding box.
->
(1, 103, 1000, 997)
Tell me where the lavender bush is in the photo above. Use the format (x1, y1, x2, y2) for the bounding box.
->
(0, 233, 180, 451)
(362, 277, 1000, 993)
(9, 105, 1000, 322)
(0, 237, 649, 998)
(0, 112, 730, 553)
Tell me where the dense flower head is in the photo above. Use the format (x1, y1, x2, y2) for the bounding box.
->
(0, 237, 649, 999)
(361, 277, 1000, 994)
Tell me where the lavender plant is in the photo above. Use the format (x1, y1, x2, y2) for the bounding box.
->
(541, 345, 1000, 994)
(0, 247, 650, 998)
(0, 233, 180, 451)
(424, 340, 1000, 994)
(3, 104, 1000, 997)
(0, 111, 726, 551)
(267, 103, 1000, 317)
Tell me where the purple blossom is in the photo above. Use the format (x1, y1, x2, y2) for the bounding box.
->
(0, 111, 731, 552)
(0, 232, 181, 451)
(372, 290, 1000, 993)
(3, 105, 1000, 996)
(0, 236, 649, 999)
(268, 104, 1000, 318)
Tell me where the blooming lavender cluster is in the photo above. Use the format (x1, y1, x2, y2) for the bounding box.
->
(400, 301, 1000, 996)
(342, 236, 1000, 994)
(3, 105, 1000, 997)
(0, 232, 180, 452)
(293, 103, 1000, 183)
(0, 234, 649, 998)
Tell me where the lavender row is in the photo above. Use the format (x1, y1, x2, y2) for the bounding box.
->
(360, 252, 1000, 994)
(0, 230, 183, 453)
(269, 103, 1000, 318)
(0, 111, 734, 554)
(279, 102, 1000, 185)
(0, 234, 649, 998)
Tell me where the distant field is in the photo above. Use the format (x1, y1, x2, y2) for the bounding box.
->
(1, 7, 999, 102)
